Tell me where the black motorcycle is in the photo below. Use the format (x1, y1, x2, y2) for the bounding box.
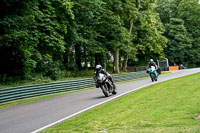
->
(94, 73, 117, 97)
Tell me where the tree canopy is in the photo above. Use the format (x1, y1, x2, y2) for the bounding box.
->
(0, 0, 199, 81)
(157, 0, 200, 67)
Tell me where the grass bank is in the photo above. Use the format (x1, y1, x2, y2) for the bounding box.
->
(43, 72, 200, 133)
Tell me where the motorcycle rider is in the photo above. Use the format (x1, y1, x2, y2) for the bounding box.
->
(149, 59, 158, 69)
(94, 65, 115, 87)
(148, 59, 158, 81)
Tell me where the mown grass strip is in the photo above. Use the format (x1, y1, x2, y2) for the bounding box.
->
(42, 72, 200, 133)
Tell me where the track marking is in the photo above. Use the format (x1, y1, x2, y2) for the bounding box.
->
(31, 82, 155, 133)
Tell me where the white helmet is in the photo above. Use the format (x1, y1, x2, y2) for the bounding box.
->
(95, 65, 102, 71)
(150, 59, 154, 62)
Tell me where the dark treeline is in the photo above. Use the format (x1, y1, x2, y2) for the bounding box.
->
(0, 0, 200, 82)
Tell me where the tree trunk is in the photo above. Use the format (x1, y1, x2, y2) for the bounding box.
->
(95, 53, 100, 66)
(83, 46, 87, 68)
(75, 44, 82, 70)
(63, 51, 69, 69)
(123, 55, 128, 72)
(123, 1, 140, 72)
(129, 19, 133, 33)
(114, 50, 120, 73)
(123, 19, 133, 72)
(136, 0, 140, 9)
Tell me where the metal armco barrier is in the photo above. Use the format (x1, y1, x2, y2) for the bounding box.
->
(0, 71, 148, 104)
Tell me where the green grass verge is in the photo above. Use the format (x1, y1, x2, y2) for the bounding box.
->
(42, 72, 200, 133)
(0, 72, 171, 110)
(161, 71, 171, 74)
(0, 87, 94, 110)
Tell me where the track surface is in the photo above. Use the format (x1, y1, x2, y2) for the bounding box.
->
(0, 68, 199, 133)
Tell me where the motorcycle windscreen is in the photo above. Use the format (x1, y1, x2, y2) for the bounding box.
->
(151, 66, 156, 71)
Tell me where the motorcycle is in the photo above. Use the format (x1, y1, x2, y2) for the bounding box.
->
(94, 73, 117, 97)
(147, 66, 158, 82)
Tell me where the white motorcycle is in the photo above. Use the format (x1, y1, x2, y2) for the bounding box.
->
(94, 73, 117, 97)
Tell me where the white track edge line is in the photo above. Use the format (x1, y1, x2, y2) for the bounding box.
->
(31, 83, 154, 133)
(31, 71, 199, 133)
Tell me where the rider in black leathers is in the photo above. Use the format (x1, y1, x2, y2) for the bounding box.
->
(94, 65, 115, 86)
(149, 59, 158, 70)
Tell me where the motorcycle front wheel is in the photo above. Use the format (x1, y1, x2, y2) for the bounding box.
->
(150, 73, 155, 82)
(101, 84, 109, 97)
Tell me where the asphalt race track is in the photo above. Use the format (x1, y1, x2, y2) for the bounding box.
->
(0, 68, 200, 133)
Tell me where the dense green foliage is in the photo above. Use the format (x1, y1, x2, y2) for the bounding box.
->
(164, 18, 191, 65)
(0, 0, 199, 82)
(157, 0, 200, 67)
(0, 0, 74, 81)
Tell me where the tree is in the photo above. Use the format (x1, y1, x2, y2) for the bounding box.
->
(120, 0, 138, 72)
(0, 0, 74, 80)
(165, 18, 192, 65)
(0, 0, 174, 82)
(178, 0, 200, 67)
(156, 0, 171, 23)
(157, 0, 200, 67)
(131, 0, 167, 66)
(99, 0, 131, 73)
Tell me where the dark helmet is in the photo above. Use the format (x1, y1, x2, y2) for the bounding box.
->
(95, 65, 102, 72)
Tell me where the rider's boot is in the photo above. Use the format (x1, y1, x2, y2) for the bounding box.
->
(109, 77, 114, 85)
(110, 78, 116, 89)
